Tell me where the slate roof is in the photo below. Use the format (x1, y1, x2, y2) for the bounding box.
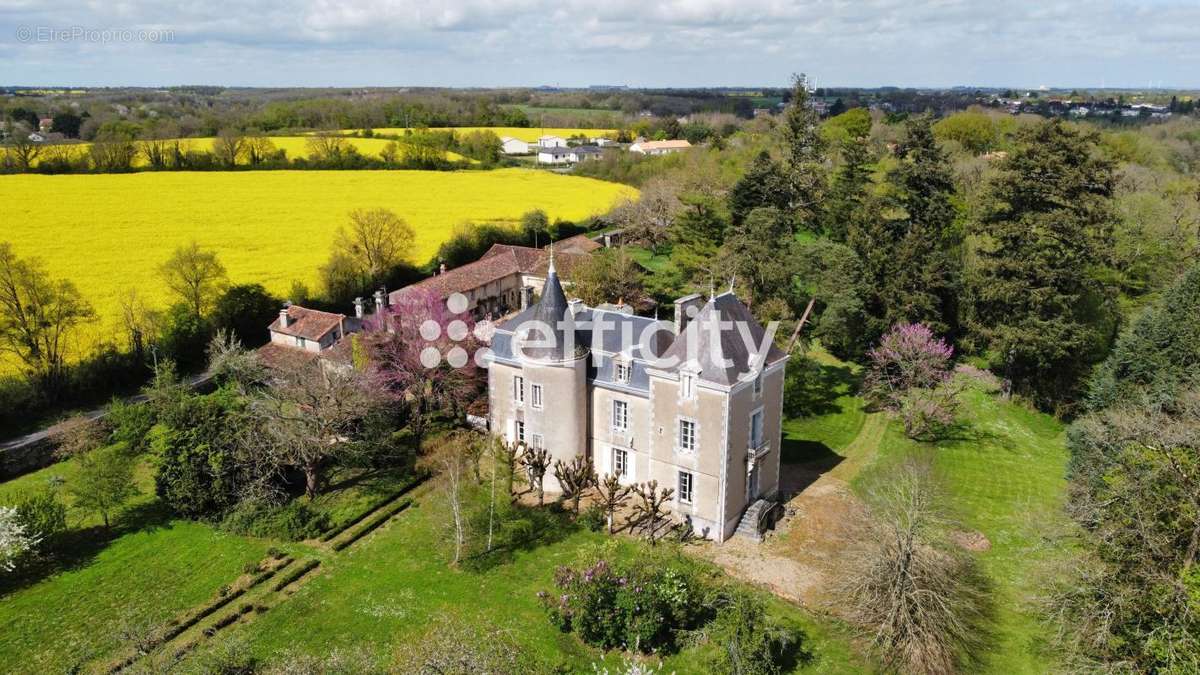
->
(660, 292, 788, 386)
(269, 306, 348, 341)
(514, 260, 588, 362)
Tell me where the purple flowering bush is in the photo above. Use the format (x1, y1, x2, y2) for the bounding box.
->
(864, 323, 961, 439)
(539, 557, 709, 653)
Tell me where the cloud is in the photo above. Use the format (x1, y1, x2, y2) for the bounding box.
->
(0, 0, 1196, 86)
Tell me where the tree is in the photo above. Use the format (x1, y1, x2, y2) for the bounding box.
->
(670, 192, 730, 285)
(212, 283, 280, 346)
(835, 460, 993, 674)
(69, 445, 139, 530)
(331, 208, 416, 293)
(553, 455, 596, 514)
(965, 119, 1119, 406)
(780, 73, 828, 231)
(89, 125, 139, 171)
(521, 209, 550, 246)
(153, 388, 251, 518)
(849, 115, 960, 342)
(49, 111, 82, 138)
(793, 239, 869, 360)
(256, 357, 389, 499)
(305, 133, 351, 163)
(728, 151, 792, 227)
(521, 446, 551, 506)
(702, 591, 798, 675)
(628, 480, 675, 545)
(213, 128, 245, 167)
(0, 242, 96, 386)
(719, 207, 795, 307)
(159, 242, 228, 318)
(822, 135, 872, 241)
(243, 132, 277, 166)
(863, 323, 959, 439)
(0, 507, 39, 572)
(933, 111, 999, 155)
(421, 432, 479, 566)
(4, 123, 42, 171)
(492, 438, 521, 500)
(611, 179, 679, 255)
(566, 247, 648, 308)
(594, 473, 630, 534)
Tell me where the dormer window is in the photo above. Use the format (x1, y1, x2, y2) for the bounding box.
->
(681, 372, 696, 400)
(614, 362, 631, 383)
(753, 371, 763, 396)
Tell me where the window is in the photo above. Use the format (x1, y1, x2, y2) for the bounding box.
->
(681, 373, 695, 400)
(750, 410, 764, 449)
(530, 432, 544, 450)
(615, 362, 631, 383)
(679, 419, 697, 453)
(531, 384, 543, 409)
(513, 375, 525, 405)
(753, 371, 763, 395)
(612, 400, 629, 431)
(294, 336, 305, 348)
(613, 448, 628, 477)
(514, 420, 525, 444)
(678, 471, 694, 504)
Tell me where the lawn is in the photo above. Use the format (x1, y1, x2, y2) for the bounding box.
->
(0, 169, 635, 371)
(855, 380, 1069, 674)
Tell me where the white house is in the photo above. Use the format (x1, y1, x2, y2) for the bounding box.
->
(591, 137, 617, 147)
(500, 136, 530, 155)
(629, 139, 692, 155)
(537, 146, 573, 165)
(569, 145, 602, 162)
(537, 135, 567, 149)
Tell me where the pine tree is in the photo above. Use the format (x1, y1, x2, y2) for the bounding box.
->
(823, 135, 873, 241)
(728, 151, 791, 226)
(670, 192, 729, 285)
(966, 119, 1119, 406)
(848, 115, 961, 343)
(780, 73, 828, 231)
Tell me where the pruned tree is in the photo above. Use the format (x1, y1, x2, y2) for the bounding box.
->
(834, 460, 993, 674)
(0, 242, 97, 387)
(255, 357, 388, 498)
(492, 438, 522, 500)
(594, 473, 630, 534)
(628, 480, 675, 545)
(553, 455, 596, 514)
(521, 446, 551, 506)
(68, 445, 140, 530)
(159, 241, 228, 318)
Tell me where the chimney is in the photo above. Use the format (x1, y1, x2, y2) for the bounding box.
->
(673, 293, 705, 335)
(353, 297, 364, 319)
(520, 285, 533, 310)
(568, 298, 585, 315)
(439, 262, 447, 275)
(279, 302, 291, 328)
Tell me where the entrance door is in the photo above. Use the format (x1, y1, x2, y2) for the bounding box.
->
(747, 464, 760, 502)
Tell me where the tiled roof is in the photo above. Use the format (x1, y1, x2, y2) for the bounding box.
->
(633, 140, 692, 151)
(269, 306, 346, 341)
(391, 239, 596, 302)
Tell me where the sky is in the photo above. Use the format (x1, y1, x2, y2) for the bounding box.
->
(0, 0, 1196, 89)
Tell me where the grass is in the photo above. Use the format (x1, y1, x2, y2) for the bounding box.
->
(186, 494, 859, 672)
(0, 169, 635, 372)
(855, 380, 1069, 674)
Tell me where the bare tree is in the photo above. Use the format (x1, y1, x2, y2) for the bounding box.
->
(0, 242, 96, 386)
(255, 358, 387, 498)
(213, 128, 246, 167)
(332, 208, 416, 291)
(244, 131, 277, 166)
(305, 132, 349, 163)
(419, 432, 477, 566)
(610, 178, 680, 255)
(521, 446, 551, 506)
(628, 480, 675, 545)
(553, 455, 596, 514)
(159, 241, 228, 318)
(118, 288, 159, 361)
(834, 460, 993, 674)
(594, 473, 630, 534)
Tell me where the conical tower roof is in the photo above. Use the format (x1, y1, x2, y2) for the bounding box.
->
(516, 252, 587, 362)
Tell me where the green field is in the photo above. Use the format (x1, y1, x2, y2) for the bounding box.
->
(0, 169, 635, 369)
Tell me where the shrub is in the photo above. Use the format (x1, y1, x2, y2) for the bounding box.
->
(580, 504, 606, 533)
(540, 556, 710, 654)
(700, 591, 803, 675)
(13, 488, 68, 549)
(220, 499, 331, 541)
(105, 398, 156, 454)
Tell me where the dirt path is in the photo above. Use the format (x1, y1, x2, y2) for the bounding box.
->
(700, 412, 888, 607)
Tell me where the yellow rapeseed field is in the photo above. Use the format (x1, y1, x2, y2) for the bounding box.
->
(0, 169, 635, 371)
(342, 127, 617, 142)
(11, 136, 468, 168)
